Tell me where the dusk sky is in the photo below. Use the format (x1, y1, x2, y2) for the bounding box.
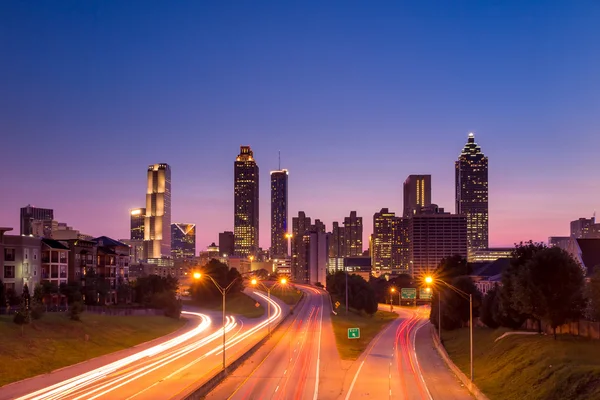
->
(2, 1, 600, 253)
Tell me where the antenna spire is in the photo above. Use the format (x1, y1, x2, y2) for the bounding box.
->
(278, 150, 281, 170)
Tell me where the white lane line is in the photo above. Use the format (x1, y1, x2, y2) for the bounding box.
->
(284, 370, 287, 375)
(412, 320, 434, 400)
(345, 360, 365, 400)
(275, 386, 279, 393)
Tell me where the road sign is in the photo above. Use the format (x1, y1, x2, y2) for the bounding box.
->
(335, 301, 341, 308)
(348, 327, 360, 339)
(419, 288, 433, 300)
(401, 288, 417, 299)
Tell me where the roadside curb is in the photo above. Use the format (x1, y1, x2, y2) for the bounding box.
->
(178, 291, 307, 400)
(430, 326, 489, 400)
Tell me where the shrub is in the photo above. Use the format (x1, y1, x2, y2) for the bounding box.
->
(68, 301, 85, 321)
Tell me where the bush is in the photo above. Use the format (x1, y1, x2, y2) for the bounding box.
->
(68, 302, 85, 321)
(31, 302, 45, 320)
(151, 291, 181, 319)
(13, 311, 29, 325)
(480, 287, 500, 329)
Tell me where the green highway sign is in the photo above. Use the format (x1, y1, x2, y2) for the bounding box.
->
(401, 288, 417, 299)
(419, 288, 433, 300)
(348, 327, 360, 339)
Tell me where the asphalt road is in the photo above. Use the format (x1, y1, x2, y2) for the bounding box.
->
(0, 289, 284, 400)
(344, 306, 472, 400)
(208, 285, 345, 400)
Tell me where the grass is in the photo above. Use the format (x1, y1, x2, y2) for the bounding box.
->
(268, 285, 304, 306)
(194, 292, 265, 319)
(331, 309, 398, 360)
(0, 313, 185, 386)
(442, 327, 600, 400)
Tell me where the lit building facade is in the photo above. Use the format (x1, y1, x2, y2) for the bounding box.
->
(548, 236, 571, 250)
(372, 208, 397, 271)
(2, 235, 41, 295)
(292, 211, 311, 282)
(571, 217, 595, 239)
(145, 163, 172, 259)
(41, 238, 70, 288)
(455, 133, 488, 259)
(234, 146, 259, 257)
(328, 221, 345, 258)
(130, 208, 146, 240)
(403, 175, 431, 218)
(343, 211, 363, 257)
(409, 205, 467, 278)
(469, 247, 513, 263)
(270, 169, 288, 258)
(20, 205, 53, 236)
(171, 223, 196, 259)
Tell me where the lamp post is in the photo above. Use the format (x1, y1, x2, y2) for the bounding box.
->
(425, 275, 474, 382)
(193, 272, 239, 370)
(250, 277, 287, 336)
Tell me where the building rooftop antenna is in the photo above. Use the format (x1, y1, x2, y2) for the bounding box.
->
(278, 150, 281, 170)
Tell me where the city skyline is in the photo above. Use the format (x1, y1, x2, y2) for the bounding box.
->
(2, 2, 600, 252)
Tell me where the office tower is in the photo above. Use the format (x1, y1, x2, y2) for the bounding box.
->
(372, 208, 397, 271)
(328, 221, 345, 258)
(145, 163, 172, 259)
(292, 211, 311, 282)
(234, 146, 259, 257)
(343, 211, 363, 257)
(548, 236, 571, 250)
(312, 219, 326, 233)
(20, 205, 54, 236)
(455, 133, 489, 258)
(171, 223, 196, 259)
(571, 217, 595, 238)
(303, 230, 328, 286)
(270, 169, 288, 257)
(219, 231, 235, 257)
(409, 205, 467, 278)
(403, 175, 432, 218)
(394, 217, 410, 274)
(130, 208, 146, 240)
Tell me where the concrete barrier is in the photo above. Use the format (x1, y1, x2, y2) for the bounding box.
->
(180, 294, 307, 399)
(430, 326, 490, 400)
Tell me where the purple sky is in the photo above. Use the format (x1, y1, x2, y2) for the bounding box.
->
(1, 1, 600, 253)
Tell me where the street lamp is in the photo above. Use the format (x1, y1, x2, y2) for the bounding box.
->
(426, 275, 474, 382)
(250, 277, 287, 336)
(390, 287, 400, 307)
(193, 272, 239, 370)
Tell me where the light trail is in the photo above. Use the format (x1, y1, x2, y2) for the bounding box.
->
(15, 311, 219, 400)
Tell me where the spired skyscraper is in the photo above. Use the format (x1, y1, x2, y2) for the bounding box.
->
(455, 133, 488, 259)
(145, 163, 172, 259)
(270, 169, 288, 257)
(234, 146, 259, 257)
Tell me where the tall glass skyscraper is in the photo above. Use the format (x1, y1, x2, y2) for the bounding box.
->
(145, 163, 171, 259)
(130, 208, 146, 240)
(171, 223, 196, 258)
(234, 146, 259, 257)
(270, 169, 288, 257)
(455, 133, 489, 258)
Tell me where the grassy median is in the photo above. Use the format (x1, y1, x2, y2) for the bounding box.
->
(199, 292, 265, 318)
(331, 309, 398, 360)
(442, 327, 600, 400)
(0, 313, 185, 386)
(268, 285, 303, 306)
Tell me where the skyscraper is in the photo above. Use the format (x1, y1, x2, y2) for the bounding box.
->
(343, 211, 363, 257)
(270, 169, 288, 257)
(292, 211, 311, 282)
(20, 205, 54, 236)
(328, 221, 345, 258)
(171, 223, 196, 259)
(234, 146, 259, 257)
(455, 133, 489, 258)
(218, 231, 235, 257)
(145, 163, 172, 259)
(130, 208, 146, 240)
(403, 175, 431, 218)
(409, 205, 468, 277)
(372, 208, 397, 271)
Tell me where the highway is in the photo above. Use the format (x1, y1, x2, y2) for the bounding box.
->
(344, 306, 472, 400)
(208, 285, 345, 400)
(0, 289, 283, 400)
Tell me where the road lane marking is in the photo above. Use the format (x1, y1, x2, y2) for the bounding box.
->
(345, 360, 365, 400)
(275, 385, 279, 393)
(313, 294, 324, 400)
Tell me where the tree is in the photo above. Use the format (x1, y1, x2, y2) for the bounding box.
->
(497, 241, 547, 330)
(60, 282, 82, 304)
(14, 284, 32, 335)
(587, 269, 600, 321)
(436, 255, 471, 280)
(430, 276, 481, 330)
(189, 260, 242, 305)
(480, 286, 501, 329)
(326, 271, 378, 315)
(513, 247, 585, 339)
(0, 278, 5, 307)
